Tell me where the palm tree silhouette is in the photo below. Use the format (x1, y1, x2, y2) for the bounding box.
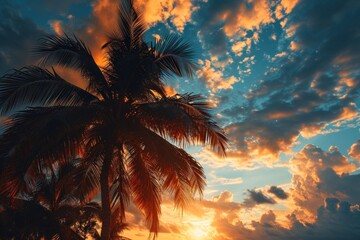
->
(0, 0, 227, 239)
(0, 161, 101, 240)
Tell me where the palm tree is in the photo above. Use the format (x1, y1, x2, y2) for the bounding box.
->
(0, 0, 227, 239)
(0, 161, 101, 240)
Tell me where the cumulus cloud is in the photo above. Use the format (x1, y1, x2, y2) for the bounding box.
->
(268, 186, 289, 200)
(197, 60, 238, 92)
(211, 197, 360, 240)
(201, 191, 243, 212)
(243, 189, 276, 207)
(0, 2, 46, 74)
(317, 168, 360, 204)
(290, 144, 357, 215)
(195, 0, 274, 56)
(134, 0, 195, 32)
(348, 139, 360, 162)
(221, 0, 360, 164)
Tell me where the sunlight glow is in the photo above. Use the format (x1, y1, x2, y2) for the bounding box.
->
(186, 220, 211, 240)
(189, 228, 208, 239)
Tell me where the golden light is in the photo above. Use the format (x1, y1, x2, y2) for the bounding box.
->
(186, 220, 211, 240)
(191, 228, 208, 239)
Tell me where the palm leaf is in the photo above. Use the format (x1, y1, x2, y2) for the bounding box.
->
(103, 0, 146, 50)
(0, 105, 97, 198)
(110, 147, 130, 224)
(72, 140, 103, 203)
(127, 146, 161, 235)
(153, 35, 198, 79)
(136, 93, 228, 156)
(128, 125, 204, 209)
(0, 66, 98, 114)
(35, 34, 110, 98)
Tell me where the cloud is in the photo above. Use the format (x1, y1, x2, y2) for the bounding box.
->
(134, 0, 195, 32)
(200, 191, 243, 212)
(211, 197, 360, 240)
(290, 144, 357, 215)
(268, 186, 289, 200)
(197, 60, 238, 92)
(0, 2, 46, 74)
(243, 189, 276, 207)
(348, 139, 360, 162)
(195, 0, 274, 56)
(213, 190, 233, 203)
(275, 0, 299, 20)
(208, 171, 243, 186)
(272, 51, 287, 60)
(221, 0, 360, 163)
(50, 20, 63, 35)
(317, 168, 360, 204)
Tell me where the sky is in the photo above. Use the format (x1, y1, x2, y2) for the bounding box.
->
(1, 0, 360, 239)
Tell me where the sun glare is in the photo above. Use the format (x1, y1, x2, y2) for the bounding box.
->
(191, 228, 208, 239)
(186, 220, 211, 240)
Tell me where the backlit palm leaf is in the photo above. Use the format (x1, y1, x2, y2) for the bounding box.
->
(136, 93, 227, 155)
(127, 146, 161, 235)
(154, 34, 197, 79)
(129, 125, 205, 209)
(0, 66, 97, 114)
(35, 34, 109, 97)
(103, 0, 146, 50)
(110, 147, 130, 223)
(0, 106, 97, 197)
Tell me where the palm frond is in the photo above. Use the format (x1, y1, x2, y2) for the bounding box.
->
(0, 66, 98, 114)
(128, 125, 205, 210)
(103, 0, 146, 50)
(0, 105, 97, 198)
(35, 34, 110, 98)
(127, 145, 161, 235)
(110, 147, 130, 223)
(136, 93, 228, 156)
(73, 141, 103, 203)
(0, 199, 60, 239)
(110, 204, 130, 239)
(153, 34, 198, 79)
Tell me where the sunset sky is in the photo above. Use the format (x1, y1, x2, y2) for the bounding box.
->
(1, 0, 360, 239)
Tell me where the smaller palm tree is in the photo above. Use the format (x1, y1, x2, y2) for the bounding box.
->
(0, 161, 101, 240)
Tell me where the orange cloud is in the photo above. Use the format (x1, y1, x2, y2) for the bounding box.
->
(231, 41, 247, 56)
(223, 0, 273, 37)
(197, 60, 238, 92)
(134, 0, 195, 32)
(280, 0, 299, 14)
(290, 41, 299, 51)
(266, 111, 294, 120)
(50, 20, 63, 35)
(348, 140, 360, 163)
(289, 144, 356, 216)
(272, 51, 287, 60)
(164, 85, 177, 96)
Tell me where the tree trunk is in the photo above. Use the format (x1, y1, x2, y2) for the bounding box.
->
(100, 149, 112, 240)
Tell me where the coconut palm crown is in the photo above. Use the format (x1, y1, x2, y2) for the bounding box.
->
(0, 0, 227, 239)
(0, 160, 101, 240)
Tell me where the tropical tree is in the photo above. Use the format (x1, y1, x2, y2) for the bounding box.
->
(0, 0, 227, 239)
(0, 161, 101, 240)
